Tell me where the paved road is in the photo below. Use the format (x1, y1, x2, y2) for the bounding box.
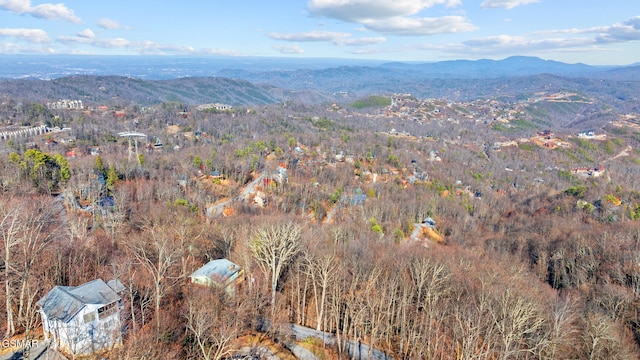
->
(0, 339, 65, 360)
(287, 324, 390, 360)
(239, 175, 265, 201)
(323, 204, 339, 224)
(287, 343, 318, 360)
(206, 175, 265, 217)
(236, 345, 281, 360)
(236, 341, 317, 360)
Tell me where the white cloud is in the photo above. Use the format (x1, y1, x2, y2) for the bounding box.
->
(201, 48, 244, 56)
(0, 28, 48, 42)
(274, 45, 305, 54)
(0, 0, 29, 12)
(417, 16, 640, 58)
(463, 35, 594, 51)
(307, 0, 474, 37)
(137, 40, 195, 54)
(98, 18, 129, 30)
(362, 15, 476, 36)
(422, 34, 599, 57)
(536, 17, 640, 43)
(30, 2, 80, 23)
(58, 35, 131, 49)
(57, 34, 227, 55)
(480, 0, 540, 10)
(308, 0, 460, 22)
(594, 16, 640, 43)
(0, 42, 54, 54)
(348, 47, 401, 55)
(536, 28, 585, 36)
(268, 30, 350, 42)
(0, 0, 80, 23)
(337, 37, 386, 46)
(77, 28, 95, 39)
(98, 38, 130, 48)
(268, 30, 386, 46)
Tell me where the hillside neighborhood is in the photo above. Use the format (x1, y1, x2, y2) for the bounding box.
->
(2, 0, 640, 355)
(0, 72, 640, 359)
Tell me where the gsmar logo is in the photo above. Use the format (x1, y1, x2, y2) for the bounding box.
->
(1, 339, 39, 349)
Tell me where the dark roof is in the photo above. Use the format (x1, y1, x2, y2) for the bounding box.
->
(99, 196, 114, 207)
(107, 279, 126, 293)
(37, 279, 121, 323)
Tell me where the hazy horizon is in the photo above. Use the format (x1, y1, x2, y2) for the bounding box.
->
(1, 1, 639, 65)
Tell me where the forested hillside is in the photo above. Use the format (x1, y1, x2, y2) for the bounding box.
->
(4, 56, 640, 108)
(0, 76, 331, 106)
(1, 78, 640, 359)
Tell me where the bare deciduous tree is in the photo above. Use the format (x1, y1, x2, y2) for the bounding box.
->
(185, 289, 238, 360)
(582, 312, 624, 360)
(303, 242, 337, 331)
(248, 221, 302, 319)
(1, 202, 21, 337)
(126, 224, 183, 338)
(1, 197, 57, 337)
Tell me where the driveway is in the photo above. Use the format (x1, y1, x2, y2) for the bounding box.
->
(287, 324, 390, 360)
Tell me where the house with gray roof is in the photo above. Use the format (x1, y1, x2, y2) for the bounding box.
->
(37, 278, 123, 356)
(189, 259, 243, 290)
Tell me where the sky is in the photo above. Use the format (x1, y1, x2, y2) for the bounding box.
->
(1, 0, 640, 65)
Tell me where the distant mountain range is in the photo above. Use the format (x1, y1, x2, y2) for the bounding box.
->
(378, 56, 605, 77)
(0, 55, 639, 106)
(215, 56, 640, 96)
(0, 55, 386, 80)
(1, 55, 636, 81)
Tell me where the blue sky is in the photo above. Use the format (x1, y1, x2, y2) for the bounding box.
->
(1, 0, 640, 65)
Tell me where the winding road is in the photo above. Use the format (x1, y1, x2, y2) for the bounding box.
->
(286, 324, 390, 360)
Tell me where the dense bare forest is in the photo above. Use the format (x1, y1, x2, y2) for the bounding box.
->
(2, 88, 640, 360)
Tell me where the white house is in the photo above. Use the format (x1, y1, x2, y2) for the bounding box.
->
(37, 278, 124, 356)
(577, 130, 596, 139)
(190, 259, 243, 290)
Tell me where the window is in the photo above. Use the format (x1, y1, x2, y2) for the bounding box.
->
(83, 312, 96, 323)
(97, 302, 118, 320)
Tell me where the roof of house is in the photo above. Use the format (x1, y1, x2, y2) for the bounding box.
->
(37, 279, 121, 323)
(107, 279, 126, 293)
(190, 259, 241, 284)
